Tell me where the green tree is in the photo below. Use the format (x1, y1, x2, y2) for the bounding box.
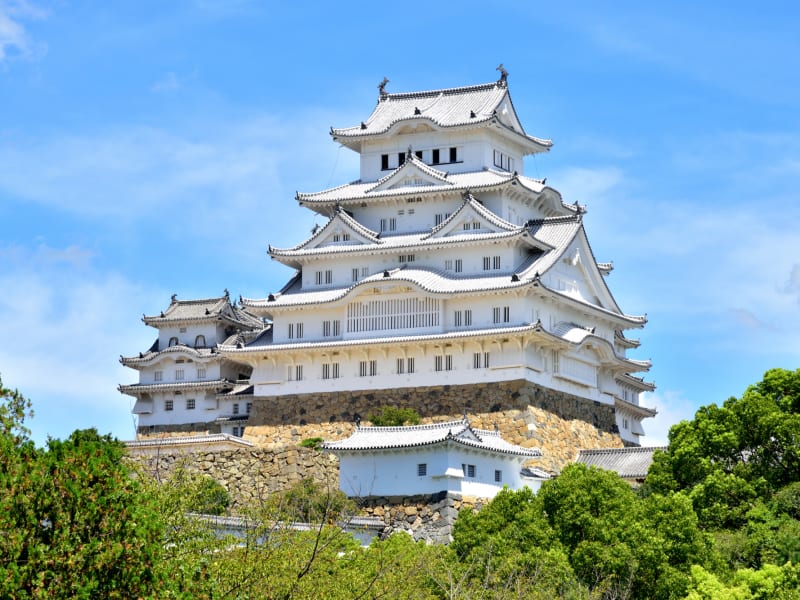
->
(368, 406, 421, 426)
(0, 428, 175, 598)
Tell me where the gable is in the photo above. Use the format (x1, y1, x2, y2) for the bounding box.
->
(425, 194, 517, 239)
(366, 155, 451, 194)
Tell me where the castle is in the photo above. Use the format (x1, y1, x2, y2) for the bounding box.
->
(120, 69, 655, 472)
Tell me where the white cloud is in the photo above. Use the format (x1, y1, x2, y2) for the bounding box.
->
(0, 243, 162, 443)
(150, 71, 181, 92)
(0, 0, 46, 64)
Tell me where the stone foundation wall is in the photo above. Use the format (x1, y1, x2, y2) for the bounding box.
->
(128, 446, 337, 509)
(242, 380, 622, 472)
(359, 492, 482, 544)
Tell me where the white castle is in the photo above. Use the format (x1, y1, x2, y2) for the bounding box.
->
(121, 69, 655, 446)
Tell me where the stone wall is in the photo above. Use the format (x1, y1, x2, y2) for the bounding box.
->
(358, 492, 483, 544)
(242, 380, 623, 472)
(128, 445, 337, 509)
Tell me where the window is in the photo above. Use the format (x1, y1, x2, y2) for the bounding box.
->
(551, 350, 560, 374)
(197, 367, 206, 379)
(315, 270, 332, 285)
(333, 320, 341, 336)
(179, 327, 187, 333)
(165, 400, 173, 411)
(168, 337, 179, 347)
(454, 310, 462, 327)
(464, 309, 472, 326)
(493, 150, 515, 172)
(398, 254, 415, 263)
(493, 306, 510, 324)
(434, 355, 453, 372)
(175, 369, 184, 381)
(232, 426, 244, 437)
(194, 335, 206, 348)
(493, 256, 501, 270)
(288, 365, 304, 381)
(495, 469, 502, 483)
(463, 222, 471, 231)
(381, 154, 389, 170)
(463, 464, 476, 478)
(323, 320, 331, 337)
(332, 234, 340, 242)
(352, 268, 359, 282)
(415, 150, 423, 159)
(186, 398, 195, 410)
(398, 209, 405, 216)
(380, 218, 387, 232)
(449, 147, 458, 162)
(322, 362, 340, 380)
(347, 296, 440, 333)
(232, 403, 239, 415)
(154, 370, 163, 382)
(396, 357, 404, 374)
(361, 267, 368, 278)
(483, 256, 491, 270)
(417, 463, 427, 476)
(455, 259, 463, 273)
(398, 152, 405, 166)
(342, 233, 350, 241)
(288, 323, 304, 339)
(445, 259, 453, 271)
(473, 352, 490, 369)
(389, 217, 396, 231)
(407, 357, 415, 374)
(623, 418, 629, 430)
(473, 221, 481, 230)
(432, 148, 440, 164)
(358, 360, 377, 377)
(246, 402, 253, 414)
(322, 319, 342, 338)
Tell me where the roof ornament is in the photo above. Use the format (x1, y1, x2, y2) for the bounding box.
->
(414, 106, 421, 115)
(469, 110, 476, 118)
(511, 273, 519, 282)
(360, 122, 367, 130)
(496, 63, 508, 87)
(383, 270, 390, 278)
(205, 308, 210, 315)
(354, 414, 362, 428)
(170, 293, 177, 303)
(406, 145, 413, 159)
(224, 288, 229, 299)
(311, 223, 320, 234)
(268, 294, 275, 302)
(378, 76, 389, 99)
(160, 311, 165, 317)
(462, 189, 471, 201)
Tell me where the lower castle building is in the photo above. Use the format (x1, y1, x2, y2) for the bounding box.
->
(120, 71, 655, 469)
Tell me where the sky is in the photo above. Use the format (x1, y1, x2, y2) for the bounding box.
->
(1, 1, 798, 447)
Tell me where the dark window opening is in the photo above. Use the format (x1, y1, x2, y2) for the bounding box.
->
(381, 154, 389, 170)
(432, 149, 440, 164)
(449, 147, 457, 162)
(398, 152, 405, 166)
(415, 150, 423, 159)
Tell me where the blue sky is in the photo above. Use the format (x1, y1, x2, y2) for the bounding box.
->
(1, 1, 798, 446)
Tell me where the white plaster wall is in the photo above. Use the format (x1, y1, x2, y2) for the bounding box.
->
(336, 446, 528, 498)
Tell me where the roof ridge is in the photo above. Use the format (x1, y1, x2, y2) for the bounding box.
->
(382, 81, 500, 101)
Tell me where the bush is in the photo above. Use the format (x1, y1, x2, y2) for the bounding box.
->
(368, 406, 421, 427)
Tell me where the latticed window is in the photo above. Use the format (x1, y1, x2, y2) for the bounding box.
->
(417, 463, 427, 476)
(347, 296, 440, 333)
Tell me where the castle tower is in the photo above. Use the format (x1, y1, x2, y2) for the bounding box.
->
(219, 71, 655, 451)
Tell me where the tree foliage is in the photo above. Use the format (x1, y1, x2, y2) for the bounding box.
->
(368, 406, 421, 426)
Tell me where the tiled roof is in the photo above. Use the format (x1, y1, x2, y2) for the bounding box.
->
(124, 434, 254, 449)
(120, 343, 218, 367)
(297, 169, 547, 205)
(143, 293, 263, 329)
(365, 154, 451, 192)
(575, 446, 667, 479)
(118, 379, 235, 396)
(323, 417, 540, 457)
(251, 217, 583, 309)
(330, 80, 551, 152)
(424, 193, 518, 238)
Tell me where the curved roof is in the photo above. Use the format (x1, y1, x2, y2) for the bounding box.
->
(323, 417, 541, 457)
(143, 293, 263, 330)
(118, 379, 235, 397)
(330, 80, 551, 154)
(576, 446, 666, 479)
(120, 343, 219, 368)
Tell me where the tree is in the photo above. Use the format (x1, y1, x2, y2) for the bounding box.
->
(368, 406, 421, 427)
(0, 429, 177, 598)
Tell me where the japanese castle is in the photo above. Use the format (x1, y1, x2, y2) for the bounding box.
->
(121, 68, 655, 447)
